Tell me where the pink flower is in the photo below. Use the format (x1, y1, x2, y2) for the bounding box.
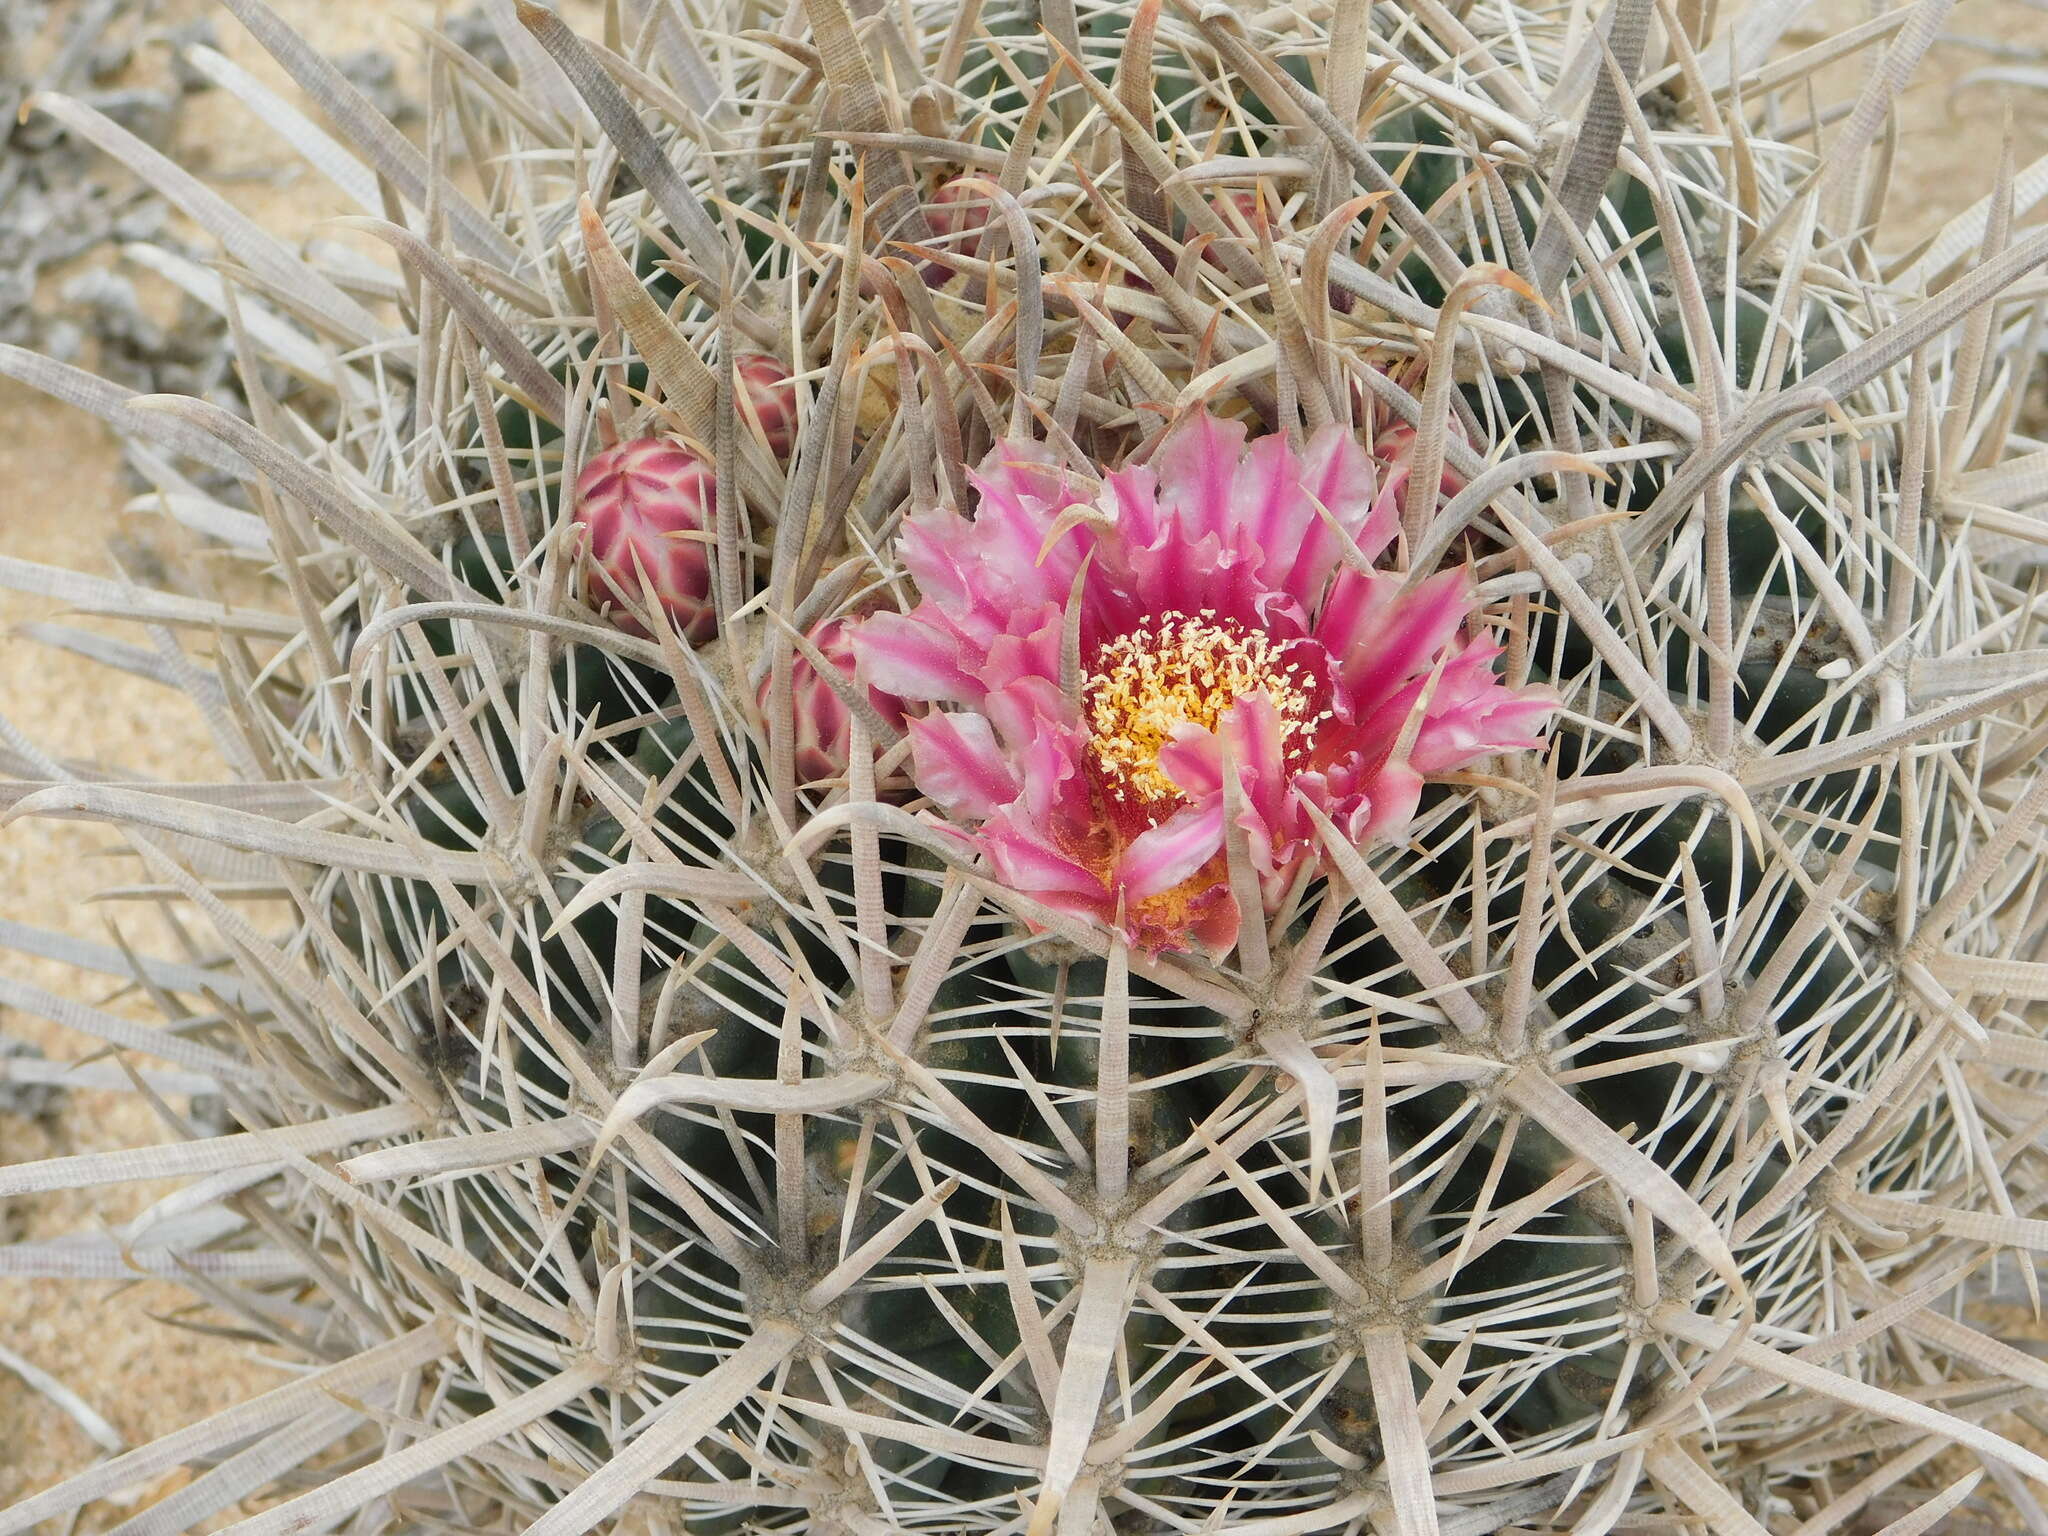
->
(574, 437, 716, 642)
(768, 617, 910, 785)
(849, 413, 1553, 954)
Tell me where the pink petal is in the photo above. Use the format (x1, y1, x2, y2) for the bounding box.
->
(1285, 768, 1338, 840)
(907, 712, 1019, 820)
(1235, 430, 1303, 563)
(969, 439, 1076, 521)
(1115, 415, 1383, 614)
(1408, 639, 1556, 772)
(899, 473, 1093, 649)
(1156, 724, 1224, 799)
(1319, 567, 1473, 709)
(1119, 518, 1266, 627)
(899, 509, 984, 612)
(1281, 425, 1387, 596)
(983, 816, 1110, 901)
(1187, 891, 1243, 954)
(1157, 714, 1290, 885)
(982, 498, 1092, 612)
(1014, 718, 1091, 825)
(1152, 412, 1250, 545)
(1353, 761, 1425, 840)
(1103, 462, 1165, 550)
(1217, 691, 1291, 828)
(1303, 423, 1386, 540)
(1120, 802, 1225, 899)
(960, 440, 1098, 612)
(1380, 572, 1473, 681)
(980, 609, 1065, 694)
(1314, 566, 1389, 658)
(850, 612, 979, 704)
(1410, 699, 1553, 773)
(982, 676, 1076, 747)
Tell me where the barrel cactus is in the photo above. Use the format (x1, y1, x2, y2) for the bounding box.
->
(8, 1, 2048, 1533)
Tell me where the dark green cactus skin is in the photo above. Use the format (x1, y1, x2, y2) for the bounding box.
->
(634, 717, 737, 862)
(405, 532, 670, 780)
(493, 222, 685, 456)
(345, 530, 688, 1052)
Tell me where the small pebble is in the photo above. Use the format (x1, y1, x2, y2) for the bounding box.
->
(335, 46, 416, 123)
(0, 1036, 62, 1122)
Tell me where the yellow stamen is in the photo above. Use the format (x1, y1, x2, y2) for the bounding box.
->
(1083, 611, 1314, 801)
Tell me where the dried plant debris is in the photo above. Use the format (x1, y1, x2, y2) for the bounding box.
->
(4, 4, 181, 345)
(0, 2, 423, 419)
(8, 1, 2048, 1534)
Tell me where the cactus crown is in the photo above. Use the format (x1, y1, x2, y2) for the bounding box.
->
(7, 2, 2048, 1534)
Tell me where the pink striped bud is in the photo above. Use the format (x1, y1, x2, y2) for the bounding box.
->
(1373, 413, 1471, 514)
(735, 353, 798, 459)
(573, 437, 716, 642)
(769, 617, 908, 785)
(928, 177, 993, 261)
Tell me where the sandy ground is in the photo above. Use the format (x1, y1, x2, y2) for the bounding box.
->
(4, 0, 2048, 1524)
(0, 0, 477, 1512)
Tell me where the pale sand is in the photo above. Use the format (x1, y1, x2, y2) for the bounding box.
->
(1, 0, 463, 1513)
(3, 0, 2047, 1522)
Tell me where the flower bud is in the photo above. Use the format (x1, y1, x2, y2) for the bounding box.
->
(771, 617, 908, 784)
(1372, 413, 1471, 514)
(927, 177, 993, 261)
(735, 353, 798, 458)
(573, 437, 716, 642)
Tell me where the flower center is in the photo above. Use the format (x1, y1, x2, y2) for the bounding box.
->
(1083, 611, 1323, 802)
